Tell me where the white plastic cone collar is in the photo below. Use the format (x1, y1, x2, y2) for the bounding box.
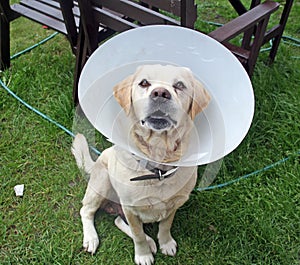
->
(78, 25, 254, 166)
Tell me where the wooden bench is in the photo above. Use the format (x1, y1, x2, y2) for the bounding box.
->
(0, 0, 81, 69)
(0, 0, 197, 102)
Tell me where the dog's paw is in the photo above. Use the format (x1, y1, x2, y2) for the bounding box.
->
(115, 216, 157, 254)
(83, 234, 99, 254)
(134, 253, 154, 265)
(160, 238, 177, 256)
(146, 236, 157, 254)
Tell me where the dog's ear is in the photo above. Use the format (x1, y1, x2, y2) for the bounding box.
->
(113, 75, 134, 115)
(189, 78, 210, 120)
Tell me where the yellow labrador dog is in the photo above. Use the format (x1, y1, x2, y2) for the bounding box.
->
(72, 65, 210, 265)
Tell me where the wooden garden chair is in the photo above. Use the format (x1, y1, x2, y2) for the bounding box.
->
(73, 0, 282, 101)
(228, 0, 294, 63)
(74, 0, 197, 102)
(0, 0, 79, 70)
(208, 0, 281, 76)
(0, 0, 293, 103)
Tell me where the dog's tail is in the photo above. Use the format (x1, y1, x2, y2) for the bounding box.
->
(71, 133, 95, 174)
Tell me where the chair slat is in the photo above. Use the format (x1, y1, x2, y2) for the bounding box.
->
(91, 0, 180, 26)
(11, 4, 67, 34)
(19, 0, 64, 21)
(138, 0, 182, 16)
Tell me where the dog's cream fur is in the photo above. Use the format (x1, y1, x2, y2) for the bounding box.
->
(72, 65, 210, 265)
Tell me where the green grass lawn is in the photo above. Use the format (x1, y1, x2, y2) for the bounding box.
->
(1, 1, 300, 264)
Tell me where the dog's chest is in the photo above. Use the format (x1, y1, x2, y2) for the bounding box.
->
(110, 173, 190, 208)
(110, 172, 193, 223)
(130, 197, 179, 223)
(108, 147, 197, 222)
(108, 148, 197, 223)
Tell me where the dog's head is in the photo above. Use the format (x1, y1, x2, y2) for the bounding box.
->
(113, 64, 210, 162)
(113, 64, 210, 132)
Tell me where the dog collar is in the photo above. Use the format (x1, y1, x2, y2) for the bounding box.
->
(130, 166, 178, 181)
(130, 159, 178, 181)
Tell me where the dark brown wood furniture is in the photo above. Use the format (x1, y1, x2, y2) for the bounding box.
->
(74, 0, 198, 102)
(209, 0, 281, 76)
(228, 0, 294, 63)
(74, 0, 281, 101)
(0, 0, 294, 103)
(0, 0, 79, 69)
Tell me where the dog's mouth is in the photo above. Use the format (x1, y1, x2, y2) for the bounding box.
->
(141, 110, 177, 131)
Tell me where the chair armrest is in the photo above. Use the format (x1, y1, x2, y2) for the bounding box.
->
(208, 1, 279, 43)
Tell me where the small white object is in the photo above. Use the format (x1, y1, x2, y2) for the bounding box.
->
(14, 184, 24, 197)
(78, 25, 254, 166)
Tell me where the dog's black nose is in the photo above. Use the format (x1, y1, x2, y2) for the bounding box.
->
(150, 87, 171, 100)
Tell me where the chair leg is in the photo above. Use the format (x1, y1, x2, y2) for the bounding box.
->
(240, 0, 261, 50)
(247, 16, 271, 76)
(0, 14, 10, 70)
(58, 0, 78, 54)
(73, 26, 86, 105)
(180, 0, 197, 28)
(228, 0, 247, 15)
(268, 0, 294, 63)
(0, 0, 19, 70)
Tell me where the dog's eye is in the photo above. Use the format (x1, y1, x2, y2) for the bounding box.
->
(173, 81, 186, 91)
(139, 79, 151, 88)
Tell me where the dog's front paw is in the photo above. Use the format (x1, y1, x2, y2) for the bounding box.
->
(83, 233, 99, 254)
(134, 253, 154, 265)
(146, 236, 157, 254)
(160, 238, 177, 256)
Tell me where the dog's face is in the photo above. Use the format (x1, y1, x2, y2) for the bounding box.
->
(113, 64, 210, 162)
(114, 64, 210, 132)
